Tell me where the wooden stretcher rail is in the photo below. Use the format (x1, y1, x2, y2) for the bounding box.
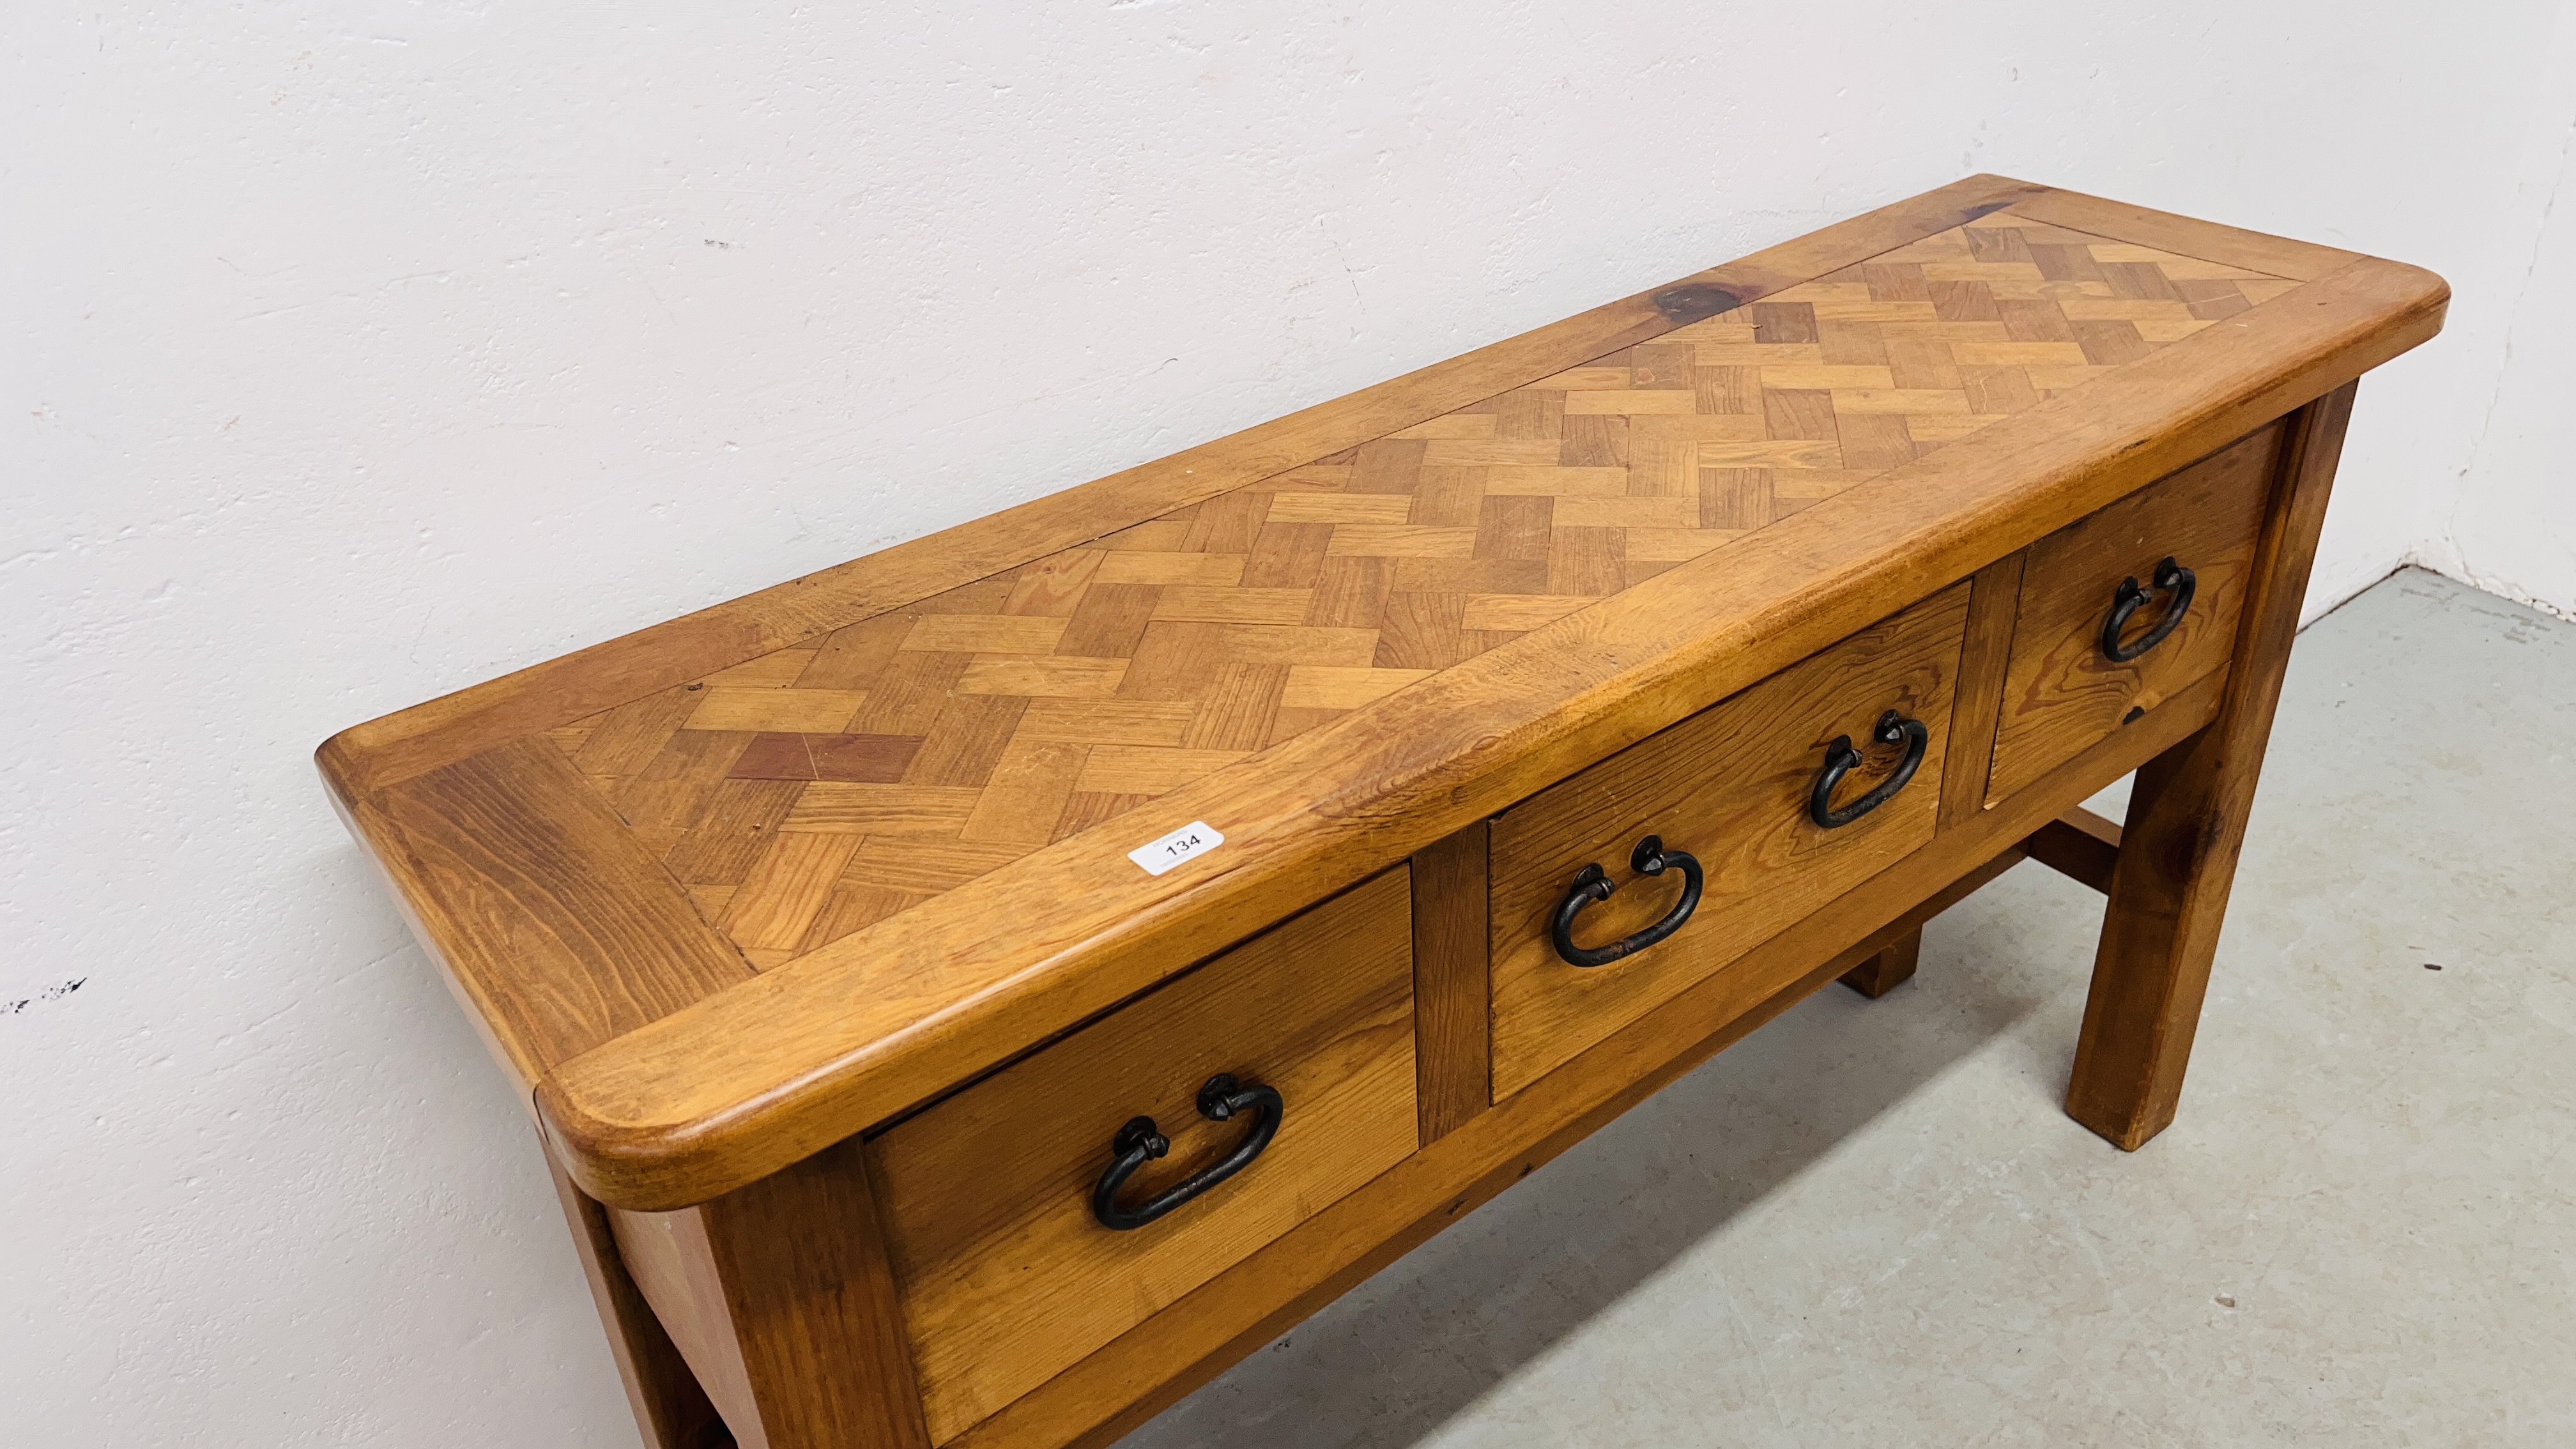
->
(2027, 806, 2124, 893)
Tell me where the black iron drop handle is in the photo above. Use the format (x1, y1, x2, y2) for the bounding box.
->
(2100, 556, 2197, 663)
(1810, 710, 1931, 829)
(1091, 1073, 1285, 1231)
(1551, 835, 1705, 968)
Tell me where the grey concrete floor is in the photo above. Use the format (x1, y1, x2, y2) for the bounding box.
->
(1115, 569, 2576, 1448)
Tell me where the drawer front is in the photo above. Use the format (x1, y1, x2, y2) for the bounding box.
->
(1489, 583, 1972, 1099)
(868, 869, 1416, 1443)
(1986, 424, 2281, 803)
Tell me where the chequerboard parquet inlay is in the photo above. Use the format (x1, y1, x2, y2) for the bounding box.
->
(542, 213, 2294, 969)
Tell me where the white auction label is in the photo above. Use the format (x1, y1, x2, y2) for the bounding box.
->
(1128, 820, 1225, 876)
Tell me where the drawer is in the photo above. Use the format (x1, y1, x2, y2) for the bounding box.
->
(1986, 424, 2281, 803)
(866, 869, 1416, 1442)
(1489, 583, 1972, 1098)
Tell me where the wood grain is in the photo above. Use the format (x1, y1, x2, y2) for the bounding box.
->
(309, 182, 2455, 1449)
(866, 870, 1416, 1443)
(1986, 421, 2283, 802)
(2026, 806, 2122, 893)
(1838, 927, 1922, 998)
(2007, 185, 2360, 282)
(1410, 822, 1493, 1142)
(1827, 844, 2030, 985)
(2064, 381, 2358, 1150)
(944, 670, 2227, 1449)
(537, 247, 2444, 1212)
(609, 1198, 764, 1435)
(610, 1138, 932, 1449)
(346, 736, 754, 1085)
(323, 175, 2052, 795)
(1936, 551, 2025, 829)
(543, 1140, 726, 1449)
(521, 216, 2270, 981)
(1488, 583, 1970, 1096)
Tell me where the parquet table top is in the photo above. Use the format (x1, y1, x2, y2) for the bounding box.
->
(544, 215, 2294, 971)
(322, 173, 2450, 1211)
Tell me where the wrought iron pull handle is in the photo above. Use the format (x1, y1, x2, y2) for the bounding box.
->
(1550, 834, 1705, 968)
(1810, 710, 1931, 829)
(1090, 1073, 1284, 1231)
(2099, 556, 2197, 663)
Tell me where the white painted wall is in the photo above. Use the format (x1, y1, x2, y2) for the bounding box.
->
(5, 4, 2570, 1443)
(2431, 10, 2576, 619)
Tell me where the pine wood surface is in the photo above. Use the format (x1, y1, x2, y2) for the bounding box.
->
(610, 1202, 770, 1436)
(1408, 822, 1493, 1144)
(945, 668, 2229, 1449)
(1934, 551, 2027, 827)
(2027, 805, 2126, 894)
(1986, 420, 2281, 801)
(318, 171, 2032, 1100)
(1838, 926, 1923, 999)
(610, 1138, 933, 1449)
(360, 737, 755, 1085)
(321, 174, 2051, 799)
(537, 217, 2296, 976)
(312, 179, 2447, 1209)
(866, 870, 1415, 1443)
(535, 243, 2441, 1212)
(544, 1144, 726, 1449)
(2065, 381, 2359, 1149)
(1486, 582, 1969, 1098)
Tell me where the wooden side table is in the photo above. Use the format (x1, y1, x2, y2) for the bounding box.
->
(320, 175, 2446, 1449)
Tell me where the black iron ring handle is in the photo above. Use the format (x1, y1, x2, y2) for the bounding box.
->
(1090, 1073, 1284, 1231)
(2100, 556, 2197, 663)
(1550, 834, 1705, 968)
(1809, 710, 1930, 829)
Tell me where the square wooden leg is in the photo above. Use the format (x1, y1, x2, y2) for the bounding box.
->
(606, 1139, 931, 1449)
(1839, 926, 1921, 998)
(2064, 381, 2355, 1150)
(543, 1139, 729, 1449)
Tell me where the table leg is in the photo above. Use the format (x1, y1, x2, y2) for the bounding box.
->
(606, 1139, 931, 1449)
(2064, 381, 2356, 1150)
(542, 1138, 728, 1449)
(1839, 928, 1921, 998)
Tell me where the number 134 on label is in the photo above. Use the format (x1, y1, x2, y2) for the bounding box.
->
(1127, 821, 1225, 877)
